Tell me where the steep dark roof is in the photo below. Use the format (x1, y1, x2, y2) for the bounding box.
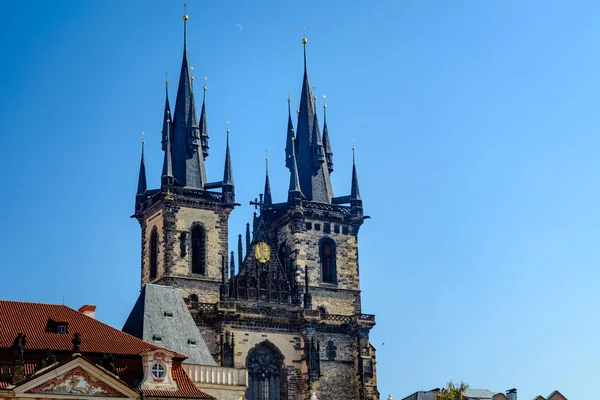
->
(122, 285, 216, 366)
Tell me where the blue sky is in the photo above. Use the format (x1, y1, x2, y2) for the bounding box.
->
(1, 1, 598, 399)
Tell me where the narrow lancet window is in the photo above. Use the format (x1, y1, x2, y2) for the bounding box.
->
(150, 228, 158, 280)
(320, 238, 336, 284)
(191, 225, 206, 275)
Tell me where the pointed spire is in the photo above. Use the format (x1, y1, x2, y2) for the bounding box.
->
(223, 126, 234, 186)
(230, 251, 236, 276)
(263, 153, 272, 206)
(294, 30, 333, 202)
(161, 74, 173, 152)
(162, 118, 174, 185)
(237, 234, 243, 270)
(285, 96, 295, 171)
(171, 6, 206, 189)
(245, 223, 251, 252)
(200, 77, 209, 158)
(288, 137, 303, 204)
(137, 135, 147, 196)
(221, 124, 235, 204)
(350, 145, 362, 206)
(322, 99, 333, 173)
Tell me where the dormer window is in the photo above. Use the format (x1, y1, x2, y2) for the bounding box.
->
(188, 339, 197, 347)
(47, 319, 68, 334)
(152, 335, 162, 343)
(151, 363, 165, 379)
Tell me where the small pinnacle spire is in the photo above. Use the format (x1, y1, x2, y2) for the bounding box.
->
(223, 125, 234, 186)
(285, 96, 296, 171)
(350, 144, 361, 202)
(230, 251, 236, 275)
(200, 77, 209, 158)
(264, 153, 272, 205)
(288, 137, 303, 203)
(162, 120, 174, 181)
(245, 222, 251, 251)
(237, 234, 243, 271)
(137, 133, 147, 196)
(322, 96, 333, 173)
(161, 76, 173, 152)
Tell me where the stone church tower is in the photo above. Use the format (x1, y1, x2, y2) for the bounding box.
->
(133, 11, 379, 400)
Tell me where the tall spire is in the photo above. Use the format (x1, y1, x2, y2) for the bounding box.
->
(350, 145, 362, 207)
(161, 75, 173, 152)
(200, 78, 209, 158)
(137, 135, 147, 196)
(285, 97, 295, 171)
(294, 30, 333, 203)
(263, 153, 272, 206)
(322, 100, 333, 173)
(171, 6, 206, 189)
(288, 137, 303, 204)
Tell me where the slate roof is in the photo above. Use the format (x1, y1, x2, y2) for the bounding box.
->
(464, 389, 498, 399)
(400, 390, 438, 400)
(122, 285, 216, 366)
(0, 301, 164, 356)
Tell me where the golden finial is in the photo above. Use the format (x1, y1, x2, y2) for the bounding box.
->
(167, 119, 171, 123)
(183, 3, 188, 20)
(287, 89, 291, 103)
(352, 138, 356, 152)
(296, 99, 300, 115)
(165, 71, 169, 86)
(226, 120, 230, 134)
(203, 76, 207, 91)
(291, 136, 295, 142)
(265, 149, 269, 162)
(142, 131, 145, 144)
(302, 27, 307, 45)
(323, 95, 327, 109)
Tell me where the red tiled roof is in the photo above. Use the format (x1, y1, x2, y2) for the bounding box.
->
(0, 301, 170, 356)
(140, 363, 214, 399)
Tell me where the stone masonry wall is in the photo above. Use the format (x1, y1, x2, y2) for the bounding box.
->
(277, 216, 362, 315)
(141, 209, 164, 285)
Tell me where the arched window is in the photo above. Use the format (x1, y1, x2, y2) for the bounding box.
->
(149, 228, 158, 280)
(190, 294, 199, 304)
(246, 341, 287, 400)
(320, 238, 336, 284)
(191, 225, 206, 275)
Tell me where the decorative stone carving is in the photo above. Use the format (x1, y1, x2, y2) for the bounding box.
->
(28, 367, 124, 397)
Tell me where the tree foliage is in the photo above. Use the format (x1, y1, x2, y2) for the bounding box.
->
(435, 381, 469, 400)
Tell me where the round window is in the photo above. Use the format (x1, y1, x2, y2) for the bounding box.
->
(151, 363, 165, 379)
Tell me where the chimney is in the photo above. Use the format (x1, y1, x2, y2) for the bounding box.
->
(506, 388, 517, 400)
(78, 305, 96, 319)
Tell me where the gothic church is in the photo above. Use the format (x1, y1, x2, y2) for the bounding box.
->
(132, 10, 379, 400)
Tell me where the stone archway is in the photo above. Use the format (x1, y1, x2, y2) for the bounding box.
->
(245, 340, 287, 400)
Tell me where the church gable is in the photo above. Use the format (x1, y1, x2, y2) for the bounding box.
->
(16, 357, 137, 399)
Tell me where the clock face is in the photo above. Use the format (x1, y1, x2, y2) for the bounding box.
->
(254, 241, 271, 263)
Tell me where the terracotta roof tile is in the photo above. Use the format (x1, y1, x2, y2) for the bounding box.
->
(0, 301, 178, 356)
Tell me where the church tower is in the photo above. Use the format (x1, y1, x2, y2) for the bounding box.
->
(132, 10, 237, 305)
(133, 12, 378, 400)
